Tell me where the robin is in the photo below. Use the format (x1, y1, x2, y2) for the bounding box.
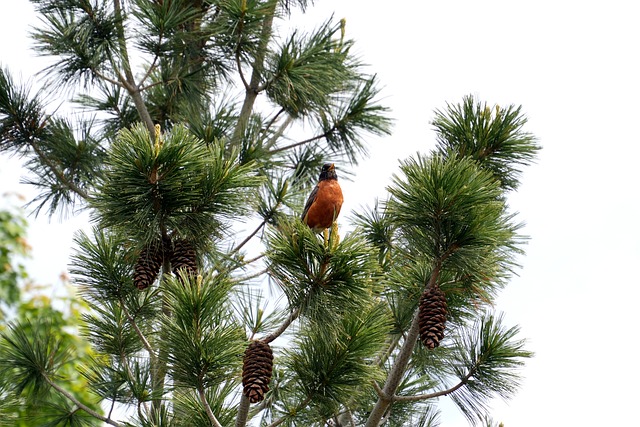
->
(301, 163, 343, 244)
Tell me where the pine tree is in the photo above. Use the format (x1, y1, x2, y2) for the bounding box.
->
(0, 1, 539, 426)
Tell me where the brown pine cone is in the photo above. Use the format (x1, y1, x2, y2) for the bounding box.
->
(418, 285, 448, 349)
(242, 340, 274, 404)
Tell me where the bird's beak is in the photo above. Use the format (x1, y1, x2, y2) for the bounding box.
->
(329, 163, 335, 170)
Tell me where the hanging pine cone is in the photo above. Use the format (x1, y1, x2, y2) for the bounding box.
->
(133, 242, 164, 290)
(170, 238, 198, 279)
(418, 285, 448, 349)
(242, 340, 274, 404)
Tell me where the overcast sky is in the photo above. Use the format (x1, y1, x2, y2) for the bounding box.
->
(1, 1, 639, 426)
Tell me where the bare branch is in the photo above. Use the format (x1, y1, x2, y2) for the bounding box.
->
(113, 0, 156, 138)
(234, 394, 251, 427)
(232, 267, 268, 284)
(267, 132, 327, 155)
(393, 365, 477, 403)
(45, 376, 123, 427)
(232, 217, 270, 255)
(264, 307, 300, 344)
(198, 387, 224, 427)
(120, 298, 157, 364)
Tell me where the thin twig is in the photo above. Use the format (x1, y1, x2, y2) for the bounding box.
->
(139, 75, 183, 93)
(243, 253, 266, 265)
(267, 132, 328, 155)
(138, 52, 160, 89)
(92, 68, 126, 88)
(345, 407, 356, 427)
(264, 307, 300, 344)
(236, 49, 250, 91)
(230, 3, 276, 149)
(113, 0, 156, 138)
(232, 216, 270, 255)
(120, 299, 157, 364)
(264, 115, 294, 150)
(374, 334, 402, 368)
(28, 137, 90, 200)
(392, 367, 476, 403)
(107, 396, 117, 420)
(247, 394, 269, 419)
(232, 267, 269, 284)
(45, 376, 123, 427)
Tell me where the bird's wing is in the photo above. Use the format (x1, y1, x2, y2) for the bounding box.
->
(301, 184, 319, 222)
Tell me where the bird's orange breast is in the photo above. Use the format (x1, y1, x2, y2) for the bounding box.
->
(305, 180, 343, 231)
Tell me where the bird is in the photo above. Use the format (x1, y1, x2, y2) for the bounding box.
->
(301, 163, 343, 245)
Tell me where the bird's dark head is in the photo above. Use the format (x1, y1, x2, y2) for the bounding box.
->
(318, 163, 338, 181)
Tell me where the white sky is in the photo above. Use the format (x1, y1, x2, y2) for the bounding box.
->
(1, 0, 640, 426)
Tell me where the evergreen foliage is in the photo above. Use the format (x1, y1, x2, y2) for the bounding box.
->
(0, 1, 540, 426)
(0, 204, 101, 426)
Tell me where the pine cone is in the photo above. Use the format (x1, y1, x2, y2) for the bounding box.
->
(171, 238, 198, 278)
(133, 242, 164, 290)
(242, 340, 274, 404)
(418, 285, 447, 349)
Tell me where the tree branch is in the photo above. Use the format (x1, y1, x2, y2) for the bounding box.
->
(364, 262, 442, 427)
(232, 267, 268, 284)
(198, 386, 224, 427)
(113, 0, 156, 138)
(263, 114, 294, 151)
(392, 368, 476, 402)
(234, 394, 251, 427)
(92, 67, 126, 88)
(264, 307, 300, 344)
(45, 375, 123, 427)
(27, 135, 90, 201)
(230, 3, 277, 149)
(235, 48, 250, 91)
(232, 216, 270, 255)
(120, 298, 157, 364)
(267, 132, 327, 155)
(373, 334, 402, 368)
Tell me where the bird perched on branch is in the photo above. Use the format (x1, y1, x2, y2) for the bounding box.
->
(301, 163, 343, 245)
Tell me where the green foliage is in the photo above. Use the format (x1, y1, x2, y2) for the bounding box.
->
(70, 228, 137, 303)
(432, 95, 540, 191)
(22, 117, 105, 216)
(0, 202, 102, 426)
(31, 0, 119, 87)
(0, 300, 102, 427)
(386, 154, 524, 309)
(0, 67, 48, 157)
(92, 123, 262, 245)
(1, 319, 67, 395)
(319, 75, 394, 163)
(0, 68, 103, 216)
(285, 302, 390, 420)
(210, 0, 278, 60)
(162, 273, 244, 390)
(265, 19, 356, 117)
(388, 154, 514, 260)
(172, 383, 240, 427)
(266, 219, 381, 321)
(448, 313, 533, 423)
(1, 0, 539, 425)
